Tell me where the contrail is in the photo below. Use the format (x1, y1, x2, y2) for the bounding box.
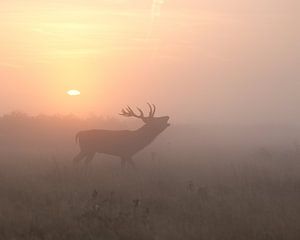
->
(151, 0, 165, 19)
(146, 0, 165, 60)
(148, 0, 165, 38)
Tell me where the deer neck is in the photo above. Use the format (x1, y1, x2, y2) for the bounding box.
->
(135, 124, 161, 142)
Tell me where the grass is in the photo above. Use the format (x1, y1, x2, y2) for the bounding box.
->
(0, 148, 300, 240)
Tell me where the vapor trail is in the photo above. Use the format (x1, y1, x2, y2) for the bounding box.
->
(148, 0, 165, 38)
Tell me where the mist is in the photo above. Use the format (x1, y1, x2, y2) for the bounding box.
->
(0, 1, 299, 239)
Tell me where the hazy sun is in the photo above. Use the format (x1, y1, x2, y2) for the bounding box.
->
(67, 89, 81, 96)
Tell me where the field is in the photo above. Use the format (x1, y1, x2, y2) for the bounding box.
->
(0, 114, 300, 239)
(0, 147, 300, 240)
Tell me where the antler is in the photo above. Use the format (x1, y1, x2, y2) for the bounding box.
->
(120, 106, 145, 119)
(120, 103, 156, 121)
(147, 103, 156, 117)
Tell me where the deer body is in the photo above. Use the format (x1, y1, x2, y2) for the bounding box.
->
(74, 104, 170, 166)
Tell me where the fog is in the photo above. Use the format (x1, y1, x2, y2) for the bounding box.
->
(0, 1, 299, 239)
(1, 111, 300, 239)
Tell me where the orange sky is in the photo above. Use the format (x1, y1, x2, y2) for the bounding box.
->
(0, 1, 298, 124)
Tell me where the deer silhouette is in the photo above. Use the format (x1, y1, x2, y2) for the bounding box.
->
(73, 103, 170, 167)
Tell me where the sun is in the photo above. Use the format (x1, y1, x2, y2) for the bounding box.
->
(67, 89, 81, 96)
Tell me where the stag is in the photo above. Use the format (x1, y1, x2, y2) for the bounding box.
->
(73, 104, 170, 167)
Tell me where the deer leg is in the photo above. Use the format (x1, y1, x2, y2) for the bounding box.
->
(84, 152, 96, 165)
(82, 152, 96, 176)
(121, 158, 126, 168)
(127, 158, 136, 169)
(121, 156, 135, 169)
(73, 151, 88, 164)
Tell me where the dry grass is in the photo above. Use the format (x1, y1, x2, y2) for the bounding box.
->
(0, 149, 300, 240)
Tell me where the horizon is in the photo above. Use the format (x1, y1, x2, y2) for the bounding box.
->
(2, 110, 300, 129)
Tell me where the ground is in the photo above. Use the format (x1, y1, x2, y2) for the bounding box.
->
(0, 148, 300, 240)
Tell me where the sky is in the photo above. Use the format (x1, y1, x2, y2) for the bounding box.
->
(0, 0, 298, 125)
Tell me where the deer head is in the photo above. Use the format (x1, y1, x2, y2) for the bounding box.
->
(120, 103, 170, 132)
